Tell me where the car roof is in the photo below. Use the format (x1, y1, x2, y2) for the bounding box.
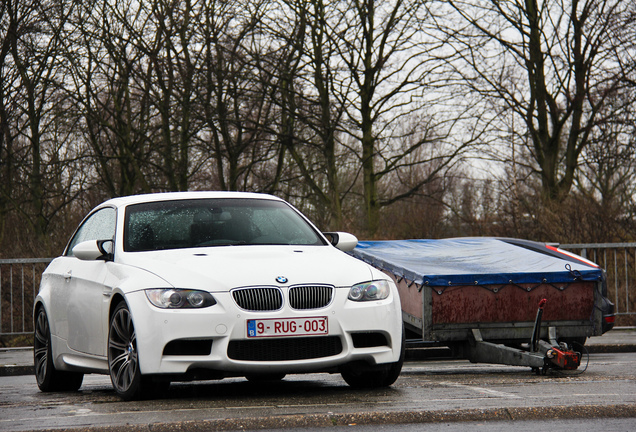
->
(101, 191, 283, 209)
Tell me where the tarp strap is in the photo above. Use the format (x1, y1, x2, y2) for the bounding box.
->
(565, 263, 582, 280)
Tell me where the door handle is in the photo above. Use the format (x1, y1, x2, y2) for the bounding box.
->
(64, 270, 72, 281)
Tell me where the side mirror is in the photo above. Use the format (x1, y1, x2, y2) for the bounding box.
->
(73, 240, 114, 261)
(323, 232, 358, 252)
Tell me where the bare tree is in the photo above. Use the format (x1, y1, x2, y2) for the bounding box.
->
(327, 0, 473, 236)
(0, 0, 80, 251)
(578, 87, 636, 229)
(445, 0, 636, 204)
(198, 0, 280, 192)
(66, 0, 158, 196)
(145, 0, 204, 191)
(0, 0, 17, 240)
(259, 0, 350, 229)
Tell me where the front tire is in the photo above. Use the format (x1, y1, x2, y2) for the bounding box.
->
(341, 359, 403, 389)
(108, 301, 143, 400)
(34, 306, 83, 392)
(246, 373, 286, 382)
(341, 329, 405, 389)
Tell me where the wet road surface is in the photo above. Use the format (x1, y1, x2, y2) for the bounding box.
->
(1, 353, 635, 431)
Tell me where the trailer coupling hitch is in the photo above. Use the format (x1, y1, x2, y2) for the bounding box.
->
(531, 298, 582, 374)
(467, 299, 585, 374)
(544, 346, 581, 370)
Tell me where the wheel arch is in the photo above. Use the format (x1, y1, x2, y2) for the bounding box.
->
(109, 293, 127, 318)
(33, 298, 55, 341)
(33, 298, 45, 321)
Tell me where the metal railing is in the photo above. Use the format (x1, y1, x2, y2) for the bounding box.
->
(1, 243, 635, 337)
(0, 259, 52, 337)
(561, 243, 636, 322)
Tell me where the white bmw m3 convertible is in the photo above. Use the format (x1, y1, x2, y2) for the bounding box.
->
(34, 192, 404, 400)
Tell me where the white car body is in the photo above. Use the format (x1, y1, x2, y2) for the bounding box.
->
(34, 192, 403, 399)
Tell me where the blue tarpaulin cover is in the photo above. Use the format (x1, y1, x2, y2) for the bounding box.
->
(351, 238, 603, 287)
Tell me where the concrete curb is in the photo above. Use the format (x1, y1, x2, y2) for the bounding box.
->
(585, 344, 636, 354)
(16, 404, 636, 432)
(0, 347, 32, 377)
(0, 365, 33, 377)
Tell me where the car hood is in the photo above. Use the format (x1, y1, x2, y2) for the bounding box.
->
(119, 245, 376, 291)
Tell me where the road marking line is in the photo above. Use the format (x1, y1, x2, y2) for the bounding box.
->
(438, 381, 522, 399)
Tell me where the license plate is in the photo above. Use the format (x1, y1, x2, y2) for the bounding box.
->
(247, 317, 328, 338)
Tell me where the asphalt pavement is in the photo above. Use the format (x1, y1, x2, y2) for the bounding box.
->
(1, 329, 635, 431)
(2, 327, 635, 377)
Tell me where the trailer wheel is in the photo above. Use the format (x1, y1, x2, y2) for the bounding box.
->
(560, 337, 586, 348)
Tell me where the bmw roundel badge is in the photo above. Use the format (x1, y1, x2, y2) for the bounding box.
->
(276, 276, 288, 284)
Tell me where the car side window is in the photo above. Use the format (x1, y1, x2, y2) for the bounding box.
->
(66, 207, 117, 256)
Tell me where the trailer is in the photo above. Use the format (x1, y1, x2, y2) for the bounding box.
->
(351, 237, 615, 373)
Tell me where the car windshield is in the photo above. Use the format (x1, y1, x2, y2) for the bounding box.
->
(123, 198, 326, 252)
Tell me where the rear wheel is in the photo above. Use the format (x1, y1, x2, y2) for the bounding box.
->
(34, 307, 83, 392)
(108, 301, 143, 400)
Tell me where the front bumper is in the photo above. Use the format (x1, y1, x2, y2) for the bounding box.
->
(126, 286, 403, 377)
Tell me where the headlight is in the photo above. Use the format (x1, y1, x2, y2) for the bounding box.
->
(145, 289, 216, 309)
(348, 280, 390, 302)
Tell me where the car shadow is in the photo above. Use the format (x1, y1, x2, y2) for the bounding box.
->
(161, 376, 399, 401)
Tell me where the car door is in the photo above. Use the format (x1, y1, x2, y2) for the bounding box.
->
(64, 207, 116, 356)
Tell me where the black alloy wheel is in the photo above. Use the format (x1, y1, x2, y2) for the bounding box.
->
(33, 306, 83, 392)
(108, 301, 142, 400)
